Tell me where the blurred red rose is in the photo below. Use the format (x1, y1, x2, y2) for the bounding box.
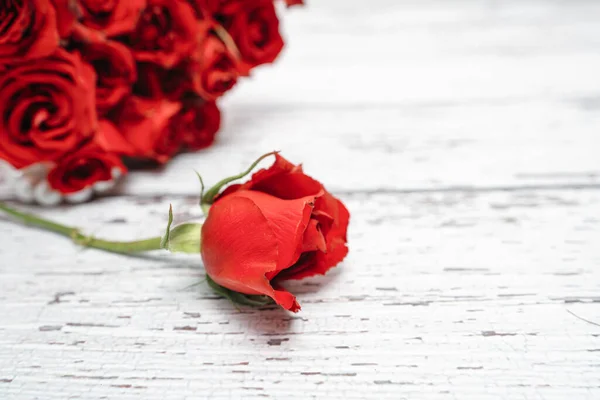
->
(0, 49, 97, 169)
(0, 0, 60, 63)
(221, 0, 284, 74)
(128, 0, 198, 68)
(47, 144, 126, 194)
(79, 0, 147, 37)
(75, 29, 137, 115)
(189, 25, 239, 100)
(115, 96, 183, 163)
(173, 101, 221, 150)
(202, 155, 350, 312)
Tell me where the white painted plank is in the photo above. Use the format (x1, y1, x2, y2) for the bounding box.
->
(240, 0, 600, 106)
(0, 189, 598, 399)
(1, 1, 599, 399)
(117, 101, 600, 195)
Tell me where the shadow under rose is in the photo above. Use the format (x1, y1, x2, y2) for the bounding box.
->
(179, 263, 345, 336)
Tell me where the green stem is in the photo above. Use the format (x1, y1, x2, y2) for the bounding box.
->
(0, 201, 163, 254)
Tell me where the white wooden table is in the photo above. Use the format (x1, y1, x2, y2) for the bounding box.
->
(1, 1, 599, 398)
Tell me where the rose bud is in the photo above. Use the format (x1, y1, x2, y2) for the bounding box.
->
(171, 100, 221, 151)
(0, 0, 60, 63)
(47, 144, 126, 196)
(128, 0, 198, 68)
(200, 154, 350, 312)
(189, 24, 240, 101)
(220, 0, 284, 74)
(0, 48, 97, 169)
(79, 0, 147, 37)
(115, 96, 183, 163)
(40, 120, 130, 202)
(73, 29, 137, 115)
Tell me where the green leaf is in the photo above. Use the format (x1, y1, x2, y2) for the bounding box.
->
(160, 204, 174, 249)
(206, 274, 275, 308)
(201, 151, 278, 205)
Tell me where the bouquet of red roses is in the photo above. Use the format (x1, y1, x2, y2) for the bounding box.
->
(0, 0, 302, 205)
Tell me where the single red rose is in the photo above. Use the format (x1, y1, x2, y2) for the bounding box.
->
(172, 101, 221, 150)
(79, 0, 147, 37)
(202, 155, 350, 311)
(76, 30, 137, 115)
(189, 25, 239, 100)
(50, 0, 81, 37)
(47, 143, 126, 194)
(0, 48, 98, 169)
(221, 0, 284, 74)
(0, 0, 60, 63)
(128, 0, 198, 68)
(115, 96, 183, 163)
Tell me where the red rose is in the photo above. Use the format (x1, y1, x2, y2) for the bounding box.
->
(47, 144, 126, 194)
(79, 0, 147, 37)
(221, 0, 284, 74)
(173, 101, 221, 150)
(129, 0, 198, 68)
(76, 30, 137, 115)
(189, 25, 239, 100)
(116, 96, 183, 163)
(0, 49, 98, 169)
(201, 155, 350, 312)
(0, 0, 59, 63)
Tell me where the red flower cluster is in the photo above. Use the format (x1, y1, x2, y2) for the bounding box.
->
(0, 0, 302, 198)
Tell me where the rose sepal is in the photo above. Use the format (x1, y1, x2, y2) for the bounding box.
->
(206, 275, 275, 308)
(160, 205, 202, 254)
(201, 151, 277, 205)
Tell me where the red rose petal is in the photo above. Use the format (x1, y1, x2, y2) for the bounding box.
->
(116, 97, 182, 163)
(94, 120, 136, 155)
(301, 219, 327, 253)
(202, 194, 300, 311)
(226, 190, 315, 278)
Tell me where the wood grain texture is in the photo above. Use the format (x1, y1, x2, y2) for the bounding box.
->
(1, 0, 600, 399)
(0, 191, 599, 399)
